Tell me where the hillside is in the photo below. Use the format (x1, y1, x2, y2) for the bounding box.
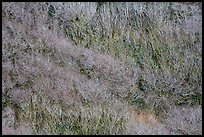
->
(2, 2, 202, 135)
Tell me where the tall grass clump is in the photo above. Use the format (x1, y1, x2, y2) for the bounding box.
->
(16, 92, 127, 135)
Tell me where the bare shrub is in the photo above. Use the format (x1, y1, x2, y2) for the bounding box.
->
(2, 2, 202, 135)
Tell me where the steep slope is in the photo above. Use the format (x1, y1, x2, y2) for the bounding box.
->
(2, 2, 202, 135)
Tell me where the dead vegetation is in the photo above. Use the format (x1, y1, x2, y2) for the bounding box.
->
(2, 2, 202, 135)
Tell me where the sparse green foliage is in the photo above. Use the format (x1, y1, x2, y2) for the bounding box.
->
(48, 5, 56, 18)
(132, 97, 146, 110)
(175, 93, 202, 107)
(138, 75, 148, 91)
